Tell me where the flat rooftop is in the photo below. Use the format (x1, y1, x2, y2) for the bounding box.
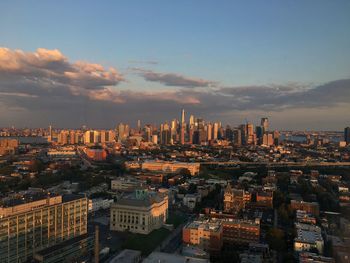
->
(109, 249, 141, 263)
(143, 252, 210, 263)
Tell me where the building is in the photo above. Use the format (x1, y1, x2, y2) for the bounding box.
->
(233, 129, 242, 146)
(84, 146, 108, 161)
(110, 189, 168, 234)
(223, 218, 260, 246)
(144, 252, 210, 263)
(344, 127, 350, 145)
(0, 190, 89, 263)
(294, 223, 324, 254)
(261, 118, 269, 132)
(33, 233, 94, 263)
(137, 173, 164, 184)
(183, 194, 201, 210)
(299, 252, 334, 263)
(290, 200, 320, 216)
(88, 198, 114, 212)
(256, 191, 273, 208)
(262, 133, 274, 146)
(141, 161, 200, 176)
(0, 138, 18, 156)
(183, 218, 223, 252)
(111, 177, 142, 192)
(296, 210, 317, 225)
(223, 185, 251, 214)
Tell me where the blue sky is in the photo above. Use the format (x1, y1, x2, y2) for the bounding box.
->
(0, 1, 349, 129)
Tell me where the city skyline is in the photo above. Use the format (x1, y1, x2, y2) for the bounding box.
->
(0, 1, 350, 130)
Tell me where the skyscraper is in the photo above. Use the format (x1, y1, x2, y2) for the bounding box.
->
(345, 127, 350, 144)
(181, 109, 185, 124)
(261, 118, 269, 133)
(189, 115, 195, 126)
(213, 122, 219, 140)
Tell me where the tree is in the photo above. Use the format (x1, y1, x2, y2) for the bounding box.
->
(266, 227, 286, 251)
(30, 160, 45, 173)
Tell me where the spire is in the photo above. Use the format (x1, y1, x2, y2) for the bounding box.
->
(181, 108, 185, 124)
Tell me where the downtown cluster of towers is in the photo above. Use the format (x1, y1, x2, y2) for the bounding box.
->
(118, 109, 279, 147)
(54, 109, 279, 146)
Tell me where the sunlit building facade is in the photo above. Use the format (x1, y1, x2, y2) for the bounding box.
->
(0, 193, 88, 263)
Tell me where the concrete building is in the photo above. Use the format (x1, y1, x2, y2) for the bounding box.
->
(110, 189, 168, 234)
(141, 160, 200, 176)
(0, 190, 89, 263)
(182, 219, 223, 252)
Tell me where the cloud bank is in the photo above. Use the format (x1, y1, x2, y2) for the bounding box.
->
(0, 47, 349, 129)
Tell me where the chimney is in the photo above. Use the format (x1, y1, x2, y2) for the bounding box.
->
(94, 225, 99, 263)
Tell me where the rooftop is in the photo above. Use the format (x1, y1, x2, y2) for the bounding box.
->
(143, 252, 210, 263)
(185, 219, 222, 232)
(0, 189, 60, 208)
(109, 249, 141, 263)
(295, 223, 323, 244)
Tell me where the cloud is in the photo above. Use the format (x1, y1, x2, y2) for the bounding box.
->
(214, 79, 350, 110)
(0, 47, 124, 98)
(0, 47, 349, 129)
(134, 68, 217, 88)
(128, 60, 159, 65)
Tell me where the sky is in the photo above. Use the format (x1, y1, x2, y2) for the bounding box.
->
(0, 0, 349, 130)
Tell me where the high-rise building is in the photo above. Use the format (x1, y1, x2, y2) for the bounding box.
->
(345, 127, 350, 144)
(48, 125, 53, 142)
(261, 117, 269, 132)
(213, 122, 219, 140)
(137, 120, 141, 132)
(255, 126, 264, 141)
(262, 133, 274, 146)
(57, 130, 69, 145)
(225, 125, 233, 141)
(0, 191, 90, 263)
(181, 108, 185, 124)
(206, 123, 213, 141)
(160, 123, 171, 145)
(189, 115, 195, 126)
(233, 129, 242, 146)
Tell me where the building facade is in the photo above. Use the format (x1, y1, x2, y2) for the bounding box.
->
(183, 219, 223, 252)
(141, 161, 200, 176)
(223, 218, 260, 245)
(223, 185, 251, 214)
(110, 190, 168, 234)
(0, 192, 88, 263)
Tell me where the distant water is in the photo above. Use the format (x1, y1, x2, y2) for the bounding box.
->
(281, 135, 341, 143)
(0, 136, 48, 144)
